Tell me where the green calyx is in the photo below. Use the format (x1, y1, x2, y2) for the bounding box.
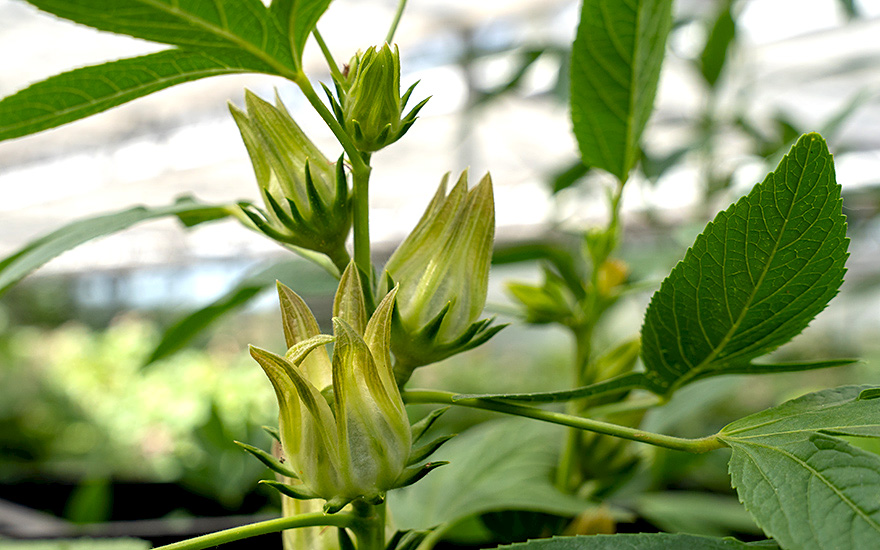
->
(380, 171, 504, 380)
(230, 90, 351, 263)
(249, 263, 456, 510)
(325, 43, 429, 152)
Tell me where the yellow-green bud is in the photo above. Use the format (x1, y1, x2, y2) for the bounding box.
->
(381, 171, 504, 382)
(335, 44, 428, 152)
(230, 90, 350, 263)
(249, 264, 412, 509)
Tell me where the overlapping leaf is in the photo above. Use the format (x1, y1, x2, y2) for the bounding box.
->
(640, 133, 848, 394)
(719, 386, 880, 550)
(570, 0, 673, 181)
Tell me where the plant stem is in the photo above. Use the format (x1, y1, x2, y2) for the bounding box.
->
(293, 74, 373, 277)
(153, 512, 355, 550)
(555, 327, 593, 491)
(313, 28, 346, 84)
(385, 0, 409, 44)
(402, 389, 726, 454)
(350, 500, 386, 550)
(351, 152, 373, 280)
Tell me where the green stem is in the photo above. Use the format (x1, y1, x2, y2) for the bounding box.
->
(351, 153, 373, 281)
(313, 28, 346, 84)
(385, 0, 409, 44)
(402, 389, 726, 454)
(350, 500, 386, 550)
(153, 512, 355, 550)
(293, 74, 372, 277)
(555, 327, 593, 491)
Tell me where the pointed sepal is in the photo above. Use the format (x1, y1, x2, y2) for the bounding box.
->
(234, 440, 299, 479)
(260, 480, 320, 500)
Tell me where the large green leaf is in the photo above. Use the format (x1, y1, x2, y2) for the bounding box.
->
(270, 0, 334, 68)
(388, 419, 600, 532)
(640, 133, 848, 395)
(569, 0, 673, 181)
(0, 50, 272, 142)
(719, 386, 880, 550)
(495, 533, 775, 549)
(0, 197, 233, 296)
(22, 0, 293, 70)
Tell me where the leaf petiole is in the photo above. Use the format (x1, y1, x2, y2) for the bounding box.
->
(403, 389, 726, 454)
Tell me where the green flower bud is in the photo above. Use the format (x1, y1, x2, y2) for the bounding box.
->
(230, 90, 351, 265)
(326, 44, 429, 152)
(249, 264, 413, 509)
(380, 171, 505, 382)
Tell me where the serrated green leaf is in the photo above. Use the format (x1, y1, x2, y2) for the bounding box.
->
(640, 133, 848, 394)
(0, 49, 275, 142)
(270, 0, 334, 68)
(719, 386, 880, 550)
(0, 197, 232, 296)
(721, 385, 880, 443)
(570, 0, 673, 181)
(495, 533, 773, 549)
(388, 419, 602, 532)
(22, 0, 293, 69)
(725, 433, 880, 550)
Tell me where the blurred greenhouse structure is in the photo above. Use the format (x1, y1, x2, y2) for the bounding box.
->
(1, 0, 880, 545)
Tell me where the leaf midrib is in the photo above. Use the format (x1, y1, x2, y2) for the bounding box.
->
(724, 422, 880, 440)
(672, 143, 816, 390)
(146, 0, 295, 75)
(109, 0, 295, 78)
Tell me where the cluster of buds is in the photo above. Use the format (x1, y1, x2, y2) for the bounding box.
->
(379, 171, 504, 383)
(230, 91, 351, 267)
(244, 264, 450, 512)
(324, 43, 429, 152)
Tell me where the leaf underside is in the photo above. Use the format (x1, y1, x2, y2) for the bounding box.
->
(640, 133, 848, 394)
(720, 385, 880, 550)
(570, 0, 674, 181)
